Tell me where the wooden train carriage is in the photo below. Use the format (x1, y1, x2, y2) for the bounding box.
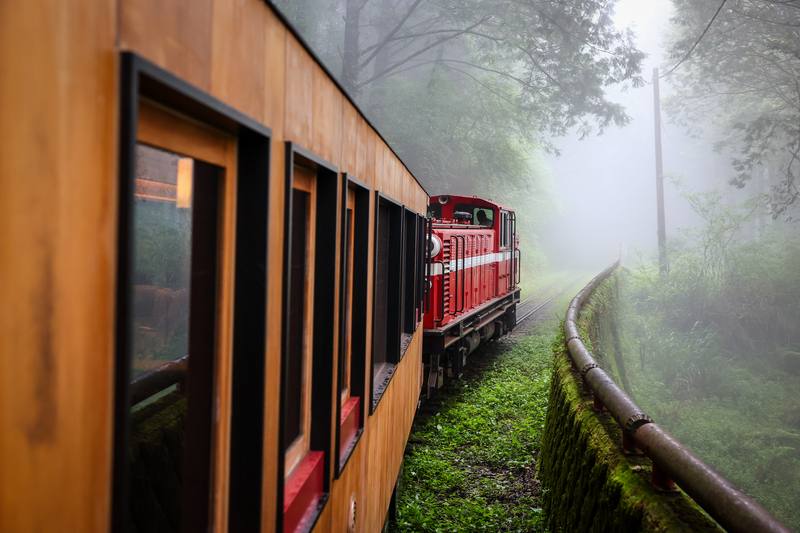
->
(0, 1, 429, 532)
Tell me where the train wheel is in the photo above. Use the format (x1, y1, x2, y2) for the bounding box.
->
(423, 352, 441, 400)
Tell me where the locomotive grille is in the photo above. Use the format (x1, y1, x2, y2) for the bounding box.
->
(441, 238, 451, 320)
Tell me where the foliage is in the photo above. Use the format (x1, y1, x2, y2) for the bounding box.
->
(393, 333, 554, 532)
(272, 0, 644, 276)
(133, 200, 192, 288)
(666, 0, 800, 217)
(613, 198, 800, 527)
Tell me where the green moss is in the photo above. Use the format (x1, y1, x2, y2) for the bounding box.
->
(539, 275, 720, 532)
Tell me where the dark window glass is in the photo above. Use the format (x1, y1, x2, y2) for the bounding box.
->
(373, 202, 390, 376)
(339, 208, 353, 394)
(402, 209, 417, 334)
(128, 143, 220, 533)
(284, 189, 309, 451)
(455, 203, 493, 227)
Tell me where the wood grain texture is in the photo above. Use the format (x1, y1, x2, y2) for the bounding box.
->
(340, 103, 358, 176)
(284, 38, 313, 148)
(311, 66, 342, 166)
(211, 0, 268, 124)
(121, 0, 213, 91)
(0, 0, 117, 531)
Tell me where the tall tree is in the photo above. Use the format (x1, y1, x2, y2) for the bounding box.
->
(666, 0, 800, 218)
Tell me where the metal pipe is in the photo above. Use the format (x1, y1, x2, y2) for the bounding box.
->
(564, 263, 790, 533)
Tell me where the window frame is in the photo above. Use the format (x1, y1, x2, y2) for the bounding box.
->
(279, 141, 340, 532)
(370, 192, 404, 414)
(113, 52, 271, 533)
(334, 174, 371, 477)
(401, 207, 418, 337)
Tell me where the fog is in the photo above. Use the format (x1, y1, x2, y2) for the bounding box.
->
(542, 0, 729, 271)
(274, 1, 800, 527)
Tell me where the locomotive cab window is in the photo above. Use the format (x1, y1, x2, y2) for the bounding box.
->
(455, 203, 494, 227)
(500, 211, 510, 248)
(280, 145, 338, 532)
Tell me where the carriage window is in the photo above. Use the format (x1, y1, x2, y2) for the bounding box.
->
(337, 182, 368, 471)
(402, 208, 418, 338)
(128, 142, 221, 533)
(372, 196, 402, 411)
(281, 154, 337, 532)
(283, 165, 316, 474)
(285, 187, 310, 452)
(416, 213, 426, 322)
(339, 203, 354, 401)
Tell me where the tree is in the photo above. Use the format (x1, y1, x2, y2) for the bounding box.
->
(666, 0, 800, 218)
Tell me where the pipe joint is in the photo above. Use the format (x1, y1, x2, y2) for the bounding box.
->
(624, 412, 653, 432)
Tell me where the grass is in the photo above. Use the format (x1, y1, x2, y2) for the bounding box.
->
(392, 333, 557, 532)
(609, 269, 800, 530)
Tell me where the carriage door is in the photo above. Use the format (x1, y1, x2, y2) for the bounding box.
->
(125, 99, 237, 533)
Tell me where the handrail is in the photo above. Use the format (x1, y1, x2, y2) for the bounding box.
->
(565, 263, 790, 533)
(434, 260, 445, 322)
(130, 355, 188, 405)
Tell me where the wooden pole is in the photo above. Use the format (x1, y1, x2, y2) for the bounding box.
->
(653, 68, 668, 276)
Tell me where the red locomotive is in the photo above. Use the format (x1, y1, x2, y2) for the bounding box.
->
(423, 194, 521, 397)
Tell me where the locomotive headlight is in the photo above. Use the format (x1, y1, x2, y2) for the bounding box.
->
(428, 234, 442, 258)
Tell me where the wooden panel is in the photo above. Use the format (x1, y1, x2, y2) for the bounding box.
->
(262, 133, 285, 532)
(0, 0, 117, 532)
(354, 116, 368, 182)
(284, 38, 313, 147)
(260, 13, 287, 533)
(311, 67, 342, 166)
(210, 0, 267, 123)
(264, 9, 287, 135)
(121, 0, 213, 91)
(138, 100, 231, 166)
(340, 102, 358, 175)
(213, 128, 239, 533)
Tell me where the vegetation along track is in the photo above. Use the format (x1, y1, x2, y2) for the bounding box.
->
(393, 276, 587, 532)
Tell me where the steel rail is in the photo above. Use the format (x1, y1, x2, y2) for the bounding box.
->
(516, 295, 555, 325)
(565, 262, 790, 533)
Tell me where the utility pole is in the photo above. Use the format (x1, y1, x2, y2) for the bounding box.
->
(653, 68, 668, 276)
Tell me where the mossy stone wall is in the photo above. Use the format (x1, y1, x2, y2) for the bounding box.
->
(539, 273, 719, 532)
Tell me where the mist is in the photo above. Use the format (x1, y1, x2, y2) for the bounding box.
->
(273, 0, 800, 528)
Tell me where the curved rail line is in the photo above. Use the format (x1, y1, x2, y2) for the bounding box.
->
(566, 262, 789, 533)
(516, 295, 555, 325)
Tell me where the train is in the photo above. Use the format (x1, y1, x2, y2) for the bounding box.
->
(0, 2, 518, 533)
(422, 195, 521, 398)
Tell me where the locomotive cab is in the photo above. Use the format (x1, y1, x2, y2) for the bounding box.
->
(422, 195, 521, 398)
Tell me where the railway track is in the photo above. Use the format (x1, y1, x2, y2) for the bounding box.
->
(515, 295, 556, 325)
(515, 276, 584, 326)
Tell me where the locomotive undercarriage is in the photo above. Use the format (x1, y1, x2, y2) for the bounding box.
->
(421, 290, 520, 400)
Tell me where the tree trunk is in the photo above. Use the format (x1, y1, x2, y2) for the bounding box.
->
(342, 0, 362, 96)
